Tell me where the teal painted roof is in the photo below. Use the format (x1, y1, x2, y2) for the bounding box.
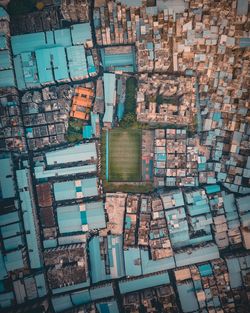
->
(119, 271, 170, 294)
(119, 0, 142, 6)
(87, 54, 96, 74)
(83, 125, 93, 139)
(0, 34, 7, 49)
(101, 48, 136, 72)
(90, 284, 114, 301)
(57, 205, 82, 234)
(0, 211, 19, 227)
(0, 251, 7, 280)
(198, 263, 213, 276)
(0, 7, 9, 19)
(35, 273, 47, 297)
(67, 45, 88, 79)
(226, 257, 242, 288)
(141, 249, 175, 274)
(0, 292, 15, 308)
(53, 47, 69, 81)
(0, 156, 15, 199)
(71, 289, 91, 306)
(52, 280, 90, 295)
(35, 48, 54, 84)
(11, 32, 46, 55)
(240, 37, 250, 47)
(0, 50, 11, 69)
(51, 294, 72, 312)
(13, 55, 26, 90)
(4, 250, 24, 271)
(3, 235, 23, 251)
(205, 184, 221, 194)
(177, 281, 199, 313)
(103, 73, 116, 124)
(53, 177, 98, 201)
(175, 244, 220, 267)
(11, 24, 93, 89)
(35, 164, 96, 180)
(36, 47, 69, 83)
(85, 201, 106, 230)
(0, 69, 15, 87)
(43, 239, 58, 249)
(124, 248, 142, 277)
(54, 28, 72, 47)
(21, 52, 40, 88)
(45, 143, 97, 165)
(16, 169, 42, 269)
(1, 222, 21, 238)
(89, 235, 125, 284)
(71, 23, 92, 45)
(96, 300, 120, 313)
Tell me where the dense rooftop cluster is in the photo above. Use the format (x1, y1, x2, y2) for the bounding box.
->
(0, 0, 249, 313)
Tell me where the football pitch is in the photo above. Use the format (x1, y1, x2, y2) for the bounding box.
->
(107, 128, 142, 182)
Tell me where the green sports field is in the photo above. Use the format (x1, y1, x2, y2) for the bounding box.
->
(108, 128, 142, 182)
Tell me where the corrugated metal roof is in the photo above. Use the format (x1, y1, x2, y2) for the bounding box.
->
(54, 28, 72, 47)
(13, 55, 26, 90)
(124, 248, 142, 277)
(119, 271, 170, 294)
(43, 239, 58, 249)
(46, 143, 97, 165)
(0, 211, 19, 227)
(11, 32, 46, 55)
(237, 0, 248, 15)
(35, 48, 54, 84)
(3, 235, 23, 251)
(0, 50, 11, 70)
(88, 236, 106, 283)
(35, 164, 96, 179)
(52, 294, 72, 313)
(0, 156, 15, 199)
(103, 73, 116, 124)
(157, 0, 188, 13)
(35, 273, 47, 298)
(16, 169, 42, 269)
(141, 249, 175, 274)
(0, 251, 7, 280)
(53, 47, 69, 81)
(52, 280, 90, 295)
(57, 205, 82, 233)
(0, 69, 15, 88)
(90, 284, 114, 301)
(71, 23, 92, 45)
(240, 38, 250, 48)
(67, 45, 88, 79)
(71, 289, 91, 306)
(101, 48, 136, 72)
(226, 257, 243, 288)
(11, 24, 92, 90)
(85, 201, 106, 230)
(119, 0, 142, 6)
(175, 244, 220, 267)
(4, 250, 24, 271)
(0, 291, 15, 309)
(177, 281, 199, 313)
(89, 235, 125, 284)
(0, 35, 7, 50)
